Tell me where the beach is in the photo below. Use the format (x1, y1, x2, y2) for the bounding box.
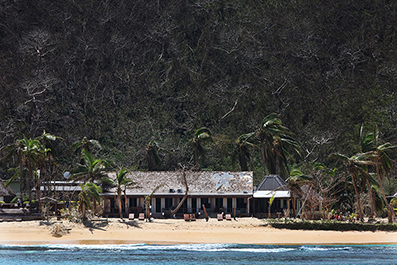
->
(0, 217, 396, 245)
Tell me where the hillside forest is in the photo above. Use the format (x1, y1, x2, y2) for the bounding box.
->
(1, 1, 397, 220)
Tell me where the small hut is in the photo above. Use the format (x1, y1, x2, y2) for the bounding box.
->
(252, 175, 294, 218)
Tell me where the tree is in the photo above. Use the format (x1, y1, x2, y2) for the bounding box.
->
(371, 143, 397, 223)
(71, 150, 111, 214)
(4, 135, 52, 211)
(233, 132, 256, 171)
(190, 128, 213, 169)
(286, 168, 313, 218)
(255, 114, 301, 178)
(146, 140, 172, 171)
(102, 168, 135, 220)
(360, 124, 397, 223)
(329, 152, 375, 221)
(144, 184, 163, 221)
(71, 150, 109, 183)
(78, 182, 102, 220)
(71, 137, 102, 155)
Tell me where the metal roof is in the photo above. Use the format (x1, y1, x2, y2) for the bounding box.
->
(256, 175, 289, 191)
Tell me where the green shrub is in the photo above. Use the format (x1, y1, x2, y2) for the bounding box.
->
(268, 219, 397, 232)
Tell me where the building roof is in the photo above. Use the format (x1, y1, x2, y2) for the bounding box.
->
(253, 175, 290, 199)
(103, 171, 253, 196)
(0, 180, 16, 197)
(256, 175, 289, 191)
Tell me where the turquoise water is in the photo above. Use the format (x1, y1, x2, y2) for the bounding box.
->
(0, 244, 396, 264)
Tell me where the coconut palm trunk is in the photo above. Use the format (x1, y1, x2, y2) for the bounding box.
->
(117, 189, 123, 219)
(351, 172, 363, 221)
(366, 177, 376, 218)
(376, 164, 393, 223)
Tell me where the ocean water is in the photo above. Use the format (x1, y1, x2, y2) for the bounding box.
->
(0, 244, 396, 265)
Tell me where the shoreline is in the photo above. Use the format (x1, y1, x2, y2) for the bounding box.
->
(0, 218, 396, 246)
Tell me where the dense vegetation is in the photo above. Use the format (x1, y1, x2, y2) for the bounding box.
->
(1, 0, 397, 188)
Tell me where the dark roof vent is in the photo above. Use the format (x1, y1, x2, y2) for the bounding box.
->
(169, 189, 175, 193)
(177, 189, 183, 193)
(243, 191, 248, 194)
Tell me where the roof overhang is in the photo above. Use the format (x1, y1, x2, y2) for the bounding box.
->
(101, 192, 252, 197)
(253, 190, 290, 198)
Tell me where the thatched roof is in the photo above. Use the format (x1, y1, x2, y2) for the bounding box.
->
(103, 171, 253, 196)
(0, 180, 16, 197)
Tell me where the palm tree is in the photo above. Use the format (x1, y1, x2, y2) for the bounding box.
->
(360, 124, 397, 223)
(146, 140, 172, 171)
(371, 143, 397, 223)
(189, 127, 213, 169)
(3, 133, 58, 211)
(71, 150, 110, 213)
(71, 137, 102, 155)
(329, 152, 375, 221)
(78, 182, 102, 220)
(233, 133, 257, 171)
(286, 169, 313, 218)
(5, 135, 51, 210)
(71, 150, 109, 183)
(102, 168, 135, 220)
(359, 125, 377, 217)
(255, 114, 301, 177)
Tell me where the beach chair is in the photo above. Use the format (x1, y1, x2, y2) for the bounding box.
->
(217, 214, 223, 221)
(190, 214, 196, 221)
(184, 214, 190, 221)
(138, 213, 145, 221)
(225, 214, 232, 221)
(129, 213, 134, 220)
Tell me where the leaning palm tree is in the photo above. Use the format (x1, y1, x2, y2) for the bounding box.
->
(286, 169, 313, 218)
(329, 152, 376, 221)
(146, 140, 172, 171)
(78, 182, 102, 220)
(189, 127, 213, 169)
(102, 168, 135, 220)
(360, 124, 397, 223)
(255, 114, 301, 177)
(233, 133, 257, 171)
(371, 143, 397, 223)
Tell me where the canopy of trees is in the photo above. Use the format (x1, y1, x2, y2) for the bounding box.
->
(1, 0, 397, 187)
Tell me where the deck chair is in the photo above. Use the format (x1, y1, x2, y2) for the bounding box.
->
(129, 213, 134, 220)
(138, 213, 145, 220)
(184, 214, 190, 221)
(190, 213, 196, 221)
(217, 214, 223, 221)
(225, 214, 232, 221)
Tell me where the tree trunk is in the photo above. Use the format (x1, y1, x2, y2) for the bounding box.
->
(118, 190, 123, 220)
(260, 143, 267, 175)
(366, 178, 375, 218)
(376, 164, 393, 223)
(170, 192, 188, 216)
(82, 203, 86, 220)
(351, 172, 363, 221)
(124, 189, 129, 217)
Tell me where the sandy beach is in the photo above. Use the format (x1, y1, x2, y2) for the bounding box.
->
(0, 217, 396, 246)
